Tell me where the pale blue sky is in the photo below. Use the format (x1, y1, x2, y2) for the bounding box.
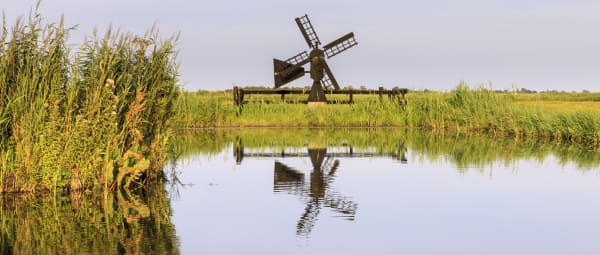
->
(3, 0, 600, 91)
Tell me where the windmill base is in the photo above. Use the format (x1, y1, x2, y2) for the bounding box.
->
(232, 86, 409, 106)
(308, 81, 327, 102)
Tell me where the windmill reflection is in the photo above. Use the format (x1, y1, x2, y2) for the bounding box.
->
(235, 139, 407, 236)
(274, 149, 357, 236)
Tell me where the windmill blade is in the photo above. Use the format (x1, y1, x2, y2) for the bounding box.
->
(296, 200, 322, 236)
(321, 61, 340, 90)
(274, 161, 307, 196)
(320, 157, 335, 172)
(295, 15, 321, 48)
(324, 193, 357, 219)
(326, 160, 340, 177)
(323, 32, 357, 58)
(285, 50, 309, 66)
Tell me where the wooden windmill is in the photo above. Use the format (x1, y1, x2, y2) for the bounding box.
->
(273, 15, 358, 102)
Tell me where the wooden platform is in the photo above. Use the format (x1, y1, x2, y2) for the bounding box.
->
(233, 86, 408, 106)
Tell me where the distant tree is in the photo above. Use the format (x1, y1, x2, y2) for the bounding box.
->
(518, 88, 537, 93)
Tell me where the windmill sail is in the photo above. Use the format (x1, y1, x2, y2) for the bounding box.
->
(295, 15, 321, 48)
(323, 32, 357, 58)
(321, 61, 340, 90)
(285, 51, 309, 65)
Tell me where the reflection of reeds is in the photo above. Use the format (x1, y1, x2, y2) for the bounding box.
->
(0, 187, 178, 254)
(174, 83, 600, 146)
(0, 6, 179, 193)
(172, 128, 600, 171)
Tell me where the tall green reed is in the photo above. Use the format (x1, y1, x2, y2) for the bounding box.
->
(0, 7, 179, 194)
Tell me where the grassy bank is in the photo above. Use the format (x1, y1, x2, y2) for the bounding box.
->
(174, 84, 600, 146)
(0, 8, 179, 193)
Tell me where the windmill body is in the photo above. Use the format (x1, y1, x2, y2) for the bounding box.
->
(274, 15, 358, 102)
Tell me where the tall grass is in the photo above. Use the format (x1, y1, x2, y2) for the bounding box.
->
(174, 83, 600, 146)
(0, 7, 179, 193)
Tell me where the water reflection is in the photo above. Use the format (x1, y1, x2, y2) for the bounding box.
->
(169, 129, 600, 239)
(173, 128, 600, 171)
(0, 185, 179, 255)
(169, 128, 600, 253)
(235, 140, 408, 236)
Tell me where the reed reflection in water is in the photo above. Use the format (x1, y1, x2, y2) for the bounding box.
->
(0, 185, 179, 255)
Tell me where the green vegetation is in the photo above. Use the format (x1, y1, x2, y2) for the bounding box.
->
(0, 7, 179, 193)
(172, 128, 600, 172)
(174, 83, 600, 146)
(511, 90, 600, 102)
(0, 185, 178, 254)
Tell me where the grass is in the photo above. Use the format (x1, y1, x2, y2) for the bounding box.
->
(174, 83, 600, 146)
(514, 101, 600, 113)
(0, 5, 179, 194)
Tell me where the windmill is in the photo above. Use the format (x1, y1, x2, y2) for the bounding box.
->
(273, 15, 358, 102)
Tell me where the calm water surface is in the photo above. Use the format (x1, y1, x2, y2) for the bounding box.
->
(170, 129, 600, 255)
(2, 128, 600, 254)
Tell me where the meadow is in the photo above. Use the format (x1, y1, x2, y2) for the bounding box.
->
(174, 84, 600, 146)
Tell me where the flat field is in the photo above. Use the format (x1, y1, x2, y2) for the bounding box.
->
(173, 85, 600, 146)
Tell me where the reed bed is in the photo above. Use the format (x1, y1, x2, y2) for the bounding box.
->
(0, 8, 179, 194)
(174, 83, 600, 146)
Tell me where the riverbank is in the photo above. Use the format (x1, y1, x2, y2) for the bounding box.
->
(174, 83, 600, 146)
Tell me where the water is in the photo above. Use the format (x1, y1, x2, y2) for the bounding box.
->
(2, 128, 600, 254)
(169, 129, 600, 255)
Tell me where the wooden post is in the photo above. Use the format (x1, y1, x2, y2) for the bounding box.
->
(240, 89, 244, 104)
(234, 137, 244, 164)
(379, 87, 384, 102)
(233, 86, 239, 106)
(349, 92, 354, 104)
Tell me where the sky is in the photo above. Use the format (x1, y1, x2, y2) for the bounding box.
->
(3, 0, 600, 92)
